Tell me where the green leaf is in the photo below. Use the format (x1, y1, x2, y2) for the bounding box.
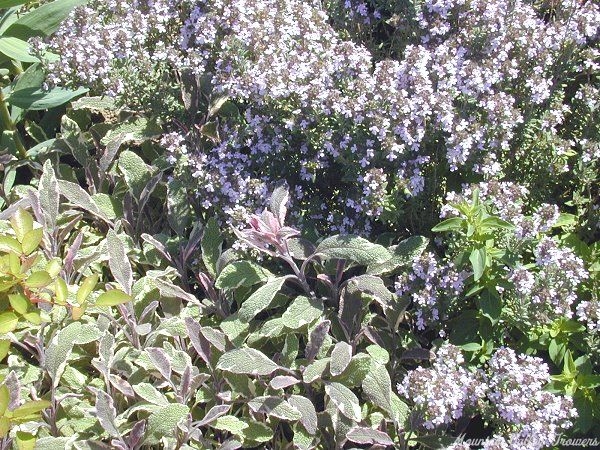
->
(216, 348, 279, 376)
(132, 383, 169, 406)
(95, 289, 131, 307)
(302, 358, 330, 383)
(0, 236, 21, 254)
(247, 396, 302, 421)
(366, 345, 389, 365)
(0, 0, 27, 7)
(215, 261, 272, 290)
(58, 179, 110, 222)
(0, 385, 8, 415)
(21, 227, 42, 255)
(242, 421, 273, 443)
(118, 150, 151, 199)
(0, 36, 39, 62)
(346, 427, 394, 446)
(362, 363, 392, 415)
(480, 216, 514, 230)
(24, 270, 51, 288)
(0, 340, 10, 361)
(479, 289, 502, 323)
(212, 415, 248, 435)
(330, 341, 352, 377)
(281, 295, 323, 329)
(9, 207, 33, 242)
(39, 160, 60, 231)
(77, 273, 98, 304)
(8, 293, 28, 315)
(469, 247, 486, 281)
(4, 0, 88, 39)
(367, 236, 429, 275)
(237, 277, 286, 322)
(107, 230, 133, 294)
(15, 431, 36, 450)
(332, 354, 371, 387)
(431, 217, 464, 232)
(325, 382, 361, 421)
(553, 213, 576, 228)
(6, 87, 87, 110)
(201, 217, 222, 278)
(315, 235, 392, 266)
(45, 321, 100, 387)
(288, 395, 318, 435)
(344, 275, 394, 310)
(144, 403, 189, 445)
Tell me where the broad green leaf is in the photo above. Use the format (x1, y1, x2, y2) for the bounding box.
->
(281, 295, 323, 329)
(344, 275, 394, 309)
(288, 395, 318, 435)
(58, 179, 110, 222)
(39, 160, 59, 230)
(24, 270, 51, 288)
(302, 358, 330, 383)
(5, 0, 88, 39)
(553, 213, 576, 228)
(242, 421, 273, 443)
(219, 315, 248, 345)
(15, 431, 36, 450)
(45, 322, 100, 387)
(480, 216, 514, 230)
(118, 150, 151, 199)
(144, 403, 189, 445)
(325, 382, 361, 421)
(21, 227, 43, 255)
(216, 348, 279, 376)
(362, 363, 392, 414)
(0, 36, 39, 62)
(77, 273, 98, 304)
(6, 87, 87, 110)
(0, 0, 27, 7)
(247, 396, 302, 421)
(9, 207, 33, 242)
(315, 235, 391, 266)
(237, 277, 286, 322)
(201, 217, 222, 278)
(469, 247, 487, 281)
(346, 427, 394, 446)
(8, 293, 28, 314)
(479, 289, 502, 323)
(132, 383, 169, 406)
(0, 385, 8, 415)
(95, 289, 131, 307)
(107, 230, 133, 294)
(332, 354, 371, 387)
(366, 345, 389, 365)
(390, 393, 410, 424)
(0, 340, 9, 361)
(11, 400, 51, 418)
(0, 236, 21, 254)
(367, 236, 429, 275)
(330, 341, 352, 377)
(431, 217, 464, 232)
(212, 415, 248, 435)
(215, 261, 272, 290)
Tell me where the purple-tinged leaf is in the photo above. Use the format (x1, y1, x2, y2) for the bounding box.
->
(400, 347, 435, 361)
(151, 277, 199, 304)
(4, 372, 20, 410)
(146, 347, 172, 381)
(184, 317, 211, 366)
(92, 389, 120, 438)
(288, 395, 317, 435)
(269, 375, 301, 390)
(306, 320, 330, 362)
(247, 396, 301, 421)
(195, 405, 230, 427)
(346, 427, 394, 446)
(200, 327, 227, 352)
(109, 375, 135, 398)
(127, 420, 146, 449)
(330, 341, 352, 377)
(63, 229, 84, 276)
(141, 233, 172, 263)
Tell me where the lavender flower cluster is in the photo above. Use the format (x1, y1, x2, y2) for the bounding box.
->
(47, 0, 600, 231)
(395, 252, 468, 330)
(400, 345, 576, 450)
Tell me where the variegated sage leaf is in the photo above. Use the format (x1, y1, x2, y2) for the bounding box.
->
(216, 348, 279, 376)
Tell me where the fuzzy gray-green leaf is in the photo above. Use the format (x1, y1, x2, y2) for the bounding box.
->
(217, 348, 279, 376)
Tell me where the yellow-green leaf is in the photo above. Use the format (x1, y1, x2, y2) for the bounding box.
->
(22, 311, 41, 325)
(0, 416, 9, 437)
(24, 271, 52, 288)
(45, 258, 62, 278)
(77, 274, 98, 304)
(9, 208, 33, 242)
(0, 312, 18, 334)
(15, 431, 36, 450)
(0, 385, 9, 416)
(8, 293, 28, 315)
(11, 400, 51, 419)
(95, 289, 131, 307)
(0, 340, 9, 361)
(0, 236, 22, 254)
(54, 278, 68, 305)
